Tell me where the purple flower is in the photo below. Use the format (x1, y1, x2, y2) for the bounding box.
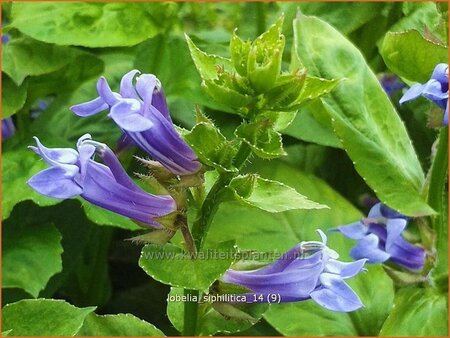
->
(333, 203, 425, 271)
(2, 118, 15, 140)
(400, 63, 449, 125)
(222, 230, 366, 312)
(27, 134, 176, 228)
(70, 70, 201, 175)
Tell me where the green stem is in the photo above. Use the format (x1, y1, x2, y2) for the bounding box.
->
(183, 289, 199, 336)
(183, 143, 253, 335)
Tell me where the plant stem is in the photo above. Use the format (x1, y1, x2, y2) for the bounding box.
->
(183, 289, 199, 336)
(179, 215, 197, 257)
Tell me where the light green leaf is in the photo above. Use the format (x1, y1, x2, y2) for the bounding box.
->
(11, 3, 160, 47)
(265, 302, 356, 336)
(2, 37, 75, 86)
(2, 75, 27, 118)
(381, 30, 448, 83)
(167, 287, 267, 336)
(227, 174, 327, 213)
(139, 241, 236, 291)
(379, 288, 448, 336)
(284, 101, 342, 149)
(2, 299, 95, 336)
(184, 122, 238, 173)
(77, 313, 165, 336)
(235, 122, 286, 159)
(293, 14, 432, 217)
(2, 149, 62, 220)
(185, 34, 232, 81)
(3, 221, 63, 298)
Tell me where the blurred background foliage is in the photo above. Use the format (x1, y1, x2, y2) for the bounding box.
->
(1, 2, 448, 336)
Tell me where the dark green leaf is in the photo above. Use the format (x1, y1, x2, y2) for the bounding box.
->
(77, 313, 165, 336)
(2, 37, 76, 86)
(3, 221, 63, 297)
(2, 75, 27, 118)
(2, 299, 95, 336)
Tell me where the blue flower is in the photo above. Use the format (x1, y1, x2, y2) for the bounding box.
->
(2, 118, 15, 140)
(222, 230, 366, 312)
(70, 70, 201, 175)
(27, 134, 176, 228)
(400, 63, 449, 125)
(333, 203, 425, 271)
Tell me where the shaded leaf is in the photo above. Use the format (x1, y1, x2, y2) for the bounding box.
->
(77, 313, 165, 336)
(2, 299, 95, 336)
(3, 222, 63, 297)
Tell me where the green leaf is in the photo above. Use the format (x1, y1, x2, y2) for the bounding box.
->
(2, 37, 76, 86)
(379, 288, 448, 336)
(381, 30, 448, 83)
(139, 241, 236, 291)
(3, 221, 63, 298)
(167, 287, 268, 336)
(226, 174, 327, 213)
(11, 3, 160, 47)
(206, 159, 362, 252)
(184, 122, 238, 173)
(290, 76, 340, 109)
(77, 313, 165, 336)
(284, 101, 342, 149)
(230, 30, 251, 76)
(185, 34, 233, 81)
(2, 149, 62, 220)
(293, 14, 432, 217)
(2, 299, 95, 336)
(265, 302, 357, 336)
(80, 200, 141, 231)
(235, 121, 286, 159)
(2, 75, 27, 118)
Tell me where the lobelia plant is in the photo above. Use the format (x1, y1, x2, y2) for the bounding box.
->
(3, 5, 447, 336)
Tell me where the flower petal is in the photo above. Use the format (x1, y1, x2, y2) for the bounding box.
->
(350, 234, 390, 263)
(31, 137, 79, 166)
(310, 273, 363, 312)
(431, 63, 448, 84)
(136, 74, 157, 106)
(70, 97, 108, 117)
(325, 259, 367, 279)
(385, 218, 407, 251)
(368, 202, 383, 218)
(422, 80, 449, 101)
(27, 166, 83, 199)
(399, 83, 426, 104)
(119, 69, 141, 99)
(97, 76, 119, 106)
(333, 221, 368, 240)
(152, 88, 172, 121)
(109, 99, 153, 132)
